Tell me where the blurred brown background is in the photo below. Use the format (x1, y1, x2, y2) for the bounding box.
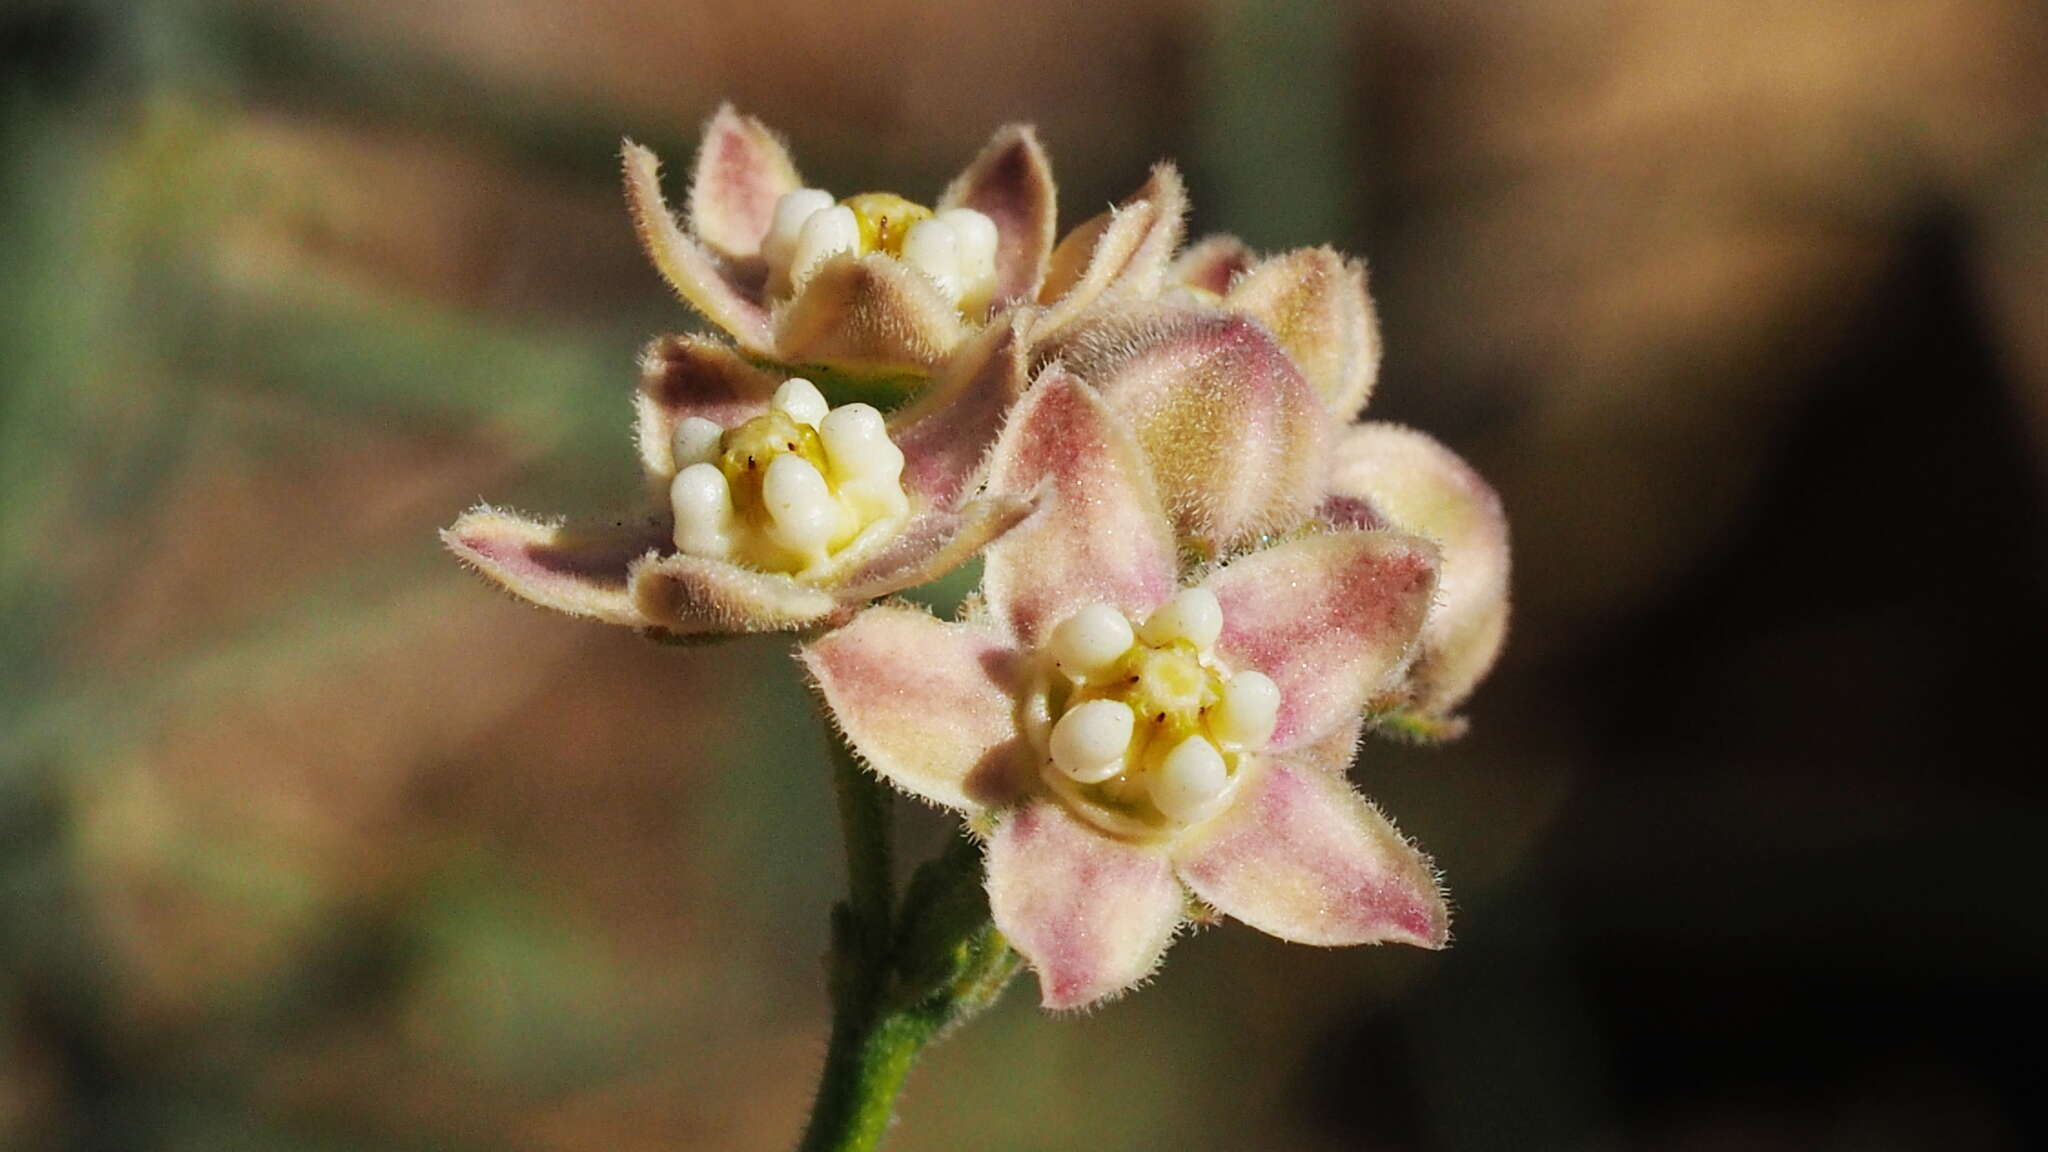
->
(3, 1, 2044, 1149)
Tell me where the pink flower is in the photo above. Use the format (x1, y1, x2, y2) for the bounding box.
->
(803, 369, 1449, 1010)
(443, 320, 1034, 636)
(623, 105, 1186, 379)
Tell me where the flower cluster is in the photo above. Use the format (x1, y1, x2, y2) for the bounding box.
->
(445, 105, 1511, 1010)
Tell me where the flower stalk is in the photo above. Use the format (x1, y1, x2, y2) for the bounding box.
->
(800, 727, 1020, 1152)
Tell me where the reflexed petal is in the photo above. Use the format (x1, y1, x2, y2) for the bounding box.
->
(443, 507, 664, 626)
(939, 123, 1056, 306)
(774, 253, 967, 374)
(802, 605, 1031, 810)
(1034, 200, 1156, 327)
(1329, 424, 1511, 714)
(982, 366, 1177, 647)
(1204, 531, 1439, 749)
(1171, 233, 1254, 296)
(1114, 162, 1187, 299)
(889, 312, 1031, 509)
(623, 140, 775, 352)
(1045, 306, 1328, 554)
(627, 551, 840, 635)
(987, 800, 1184, 1010)
(688, 103, 802, 261)
(1033, 163, 1186, 334)
(1172, 756, 1447, 948)
(827, 493, 1036, 602)
(1226, 247, 1381, 419)
(633, 335, 782, 478)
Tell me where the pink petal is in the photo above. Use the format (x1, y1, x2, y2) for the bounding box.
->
(1114, 162, 1188, 299)
(773, 253, 966, 374)
(1170, 233, 1254, 296)
(1328, 423, 1511, 714)
(981, 366, 1177, 648)
(1172, 755, 1447, 948)
(687, 104, 802, 262)
(623, 141, 775, 353)
(1226, 246, 1381, 419)
(1203, 530, 1439, 749)
(633, 334, 782, 478)
(1045, 306, 1329, 555)
(801, 605, 1031, 811)
(442, 507, 664, 627)
(1032, 163, 1186, 335)
(627, 551, 840, 636)
(986, 800, 1184, 1010)
(888, 312, 1030, 509)
(939, 124, 1057, 307)
(827, 493, 1036, 603)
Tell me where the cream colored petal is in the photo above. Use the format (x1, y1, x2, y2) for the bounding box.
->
(981, 366, 1178, 648)
(687, 103, 803, 262)
(1044, 305, 1329, 555)
(888, 311, 1031, 509)
(633, 334, 782, 479)
(1170, 233, 1255, 296)
(987, 800, 1184, 1010)
(442, 507, 664, 627)
(802, 605, 1032, 811)
(773, 253, 967, 376)
(1172, 755, 1447, 948)
(1227, 246, 1381, 420)
(1203, 530, 1439, 750)
(1328, 423, 1511, 715)
(826, 494, 1036, 602)
(939, 123, 1057, 306)
(627, 551, 840, 635)
(622, 140, 775, 352)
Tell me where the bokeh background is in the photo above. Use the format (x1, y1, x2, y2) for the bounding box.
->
(4, 1, 2045, 1148)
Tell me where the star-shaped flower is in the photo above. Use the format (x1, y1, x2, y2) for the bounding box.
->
(803, 368, 1449, 1010)
(443, 319, 1034, 636)
(624, 104, 1186, 380)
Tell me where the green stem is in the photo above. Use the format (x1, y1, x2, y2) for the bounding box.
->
(798, 729, 1020, 1152)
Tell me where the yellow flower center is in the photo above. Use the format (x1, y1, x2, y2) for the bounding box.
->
(667, 378, 910, 575)
(758, 187, 1001, 317)
(1024, 591, 1281, 838)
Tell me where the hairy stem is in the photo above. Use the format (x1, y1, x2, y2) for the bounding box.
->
(797, 728, 1019, 1152)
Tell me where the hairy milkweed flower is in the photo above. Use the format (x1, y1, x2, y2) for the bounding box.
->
(443, 319, 1034, 636)
(804, 369, 1449, 1010)
(623, 104, 1186, 380)
(1082, 231, 1510, 729)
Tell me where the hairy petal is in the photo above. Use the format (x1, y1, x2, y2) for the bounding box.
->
(1227, 247, 1381, 420)
(623, 140, 774, 352)
(803, 605, 1031, 811)
(774, 253, 967, 375)
(688, 103, 802, 261)
(981, 367, 1177, 648)
(940, 124, 1056, 307)
(987, 800, 1184, 1010)
(890, 312, 1031, 508)
(828, 493, 1036, 602)
(1045, 306, 1328, 554)
(1033, 163, 1186, 334)
(1171, 233, 1254, 296)
(1328, 424, 1511, 714)
(633, 335, 783, 479)
(442, 507, 664, 626)
(1205, 531, 1439, 749)
(627, 552, 839, 635)
(1172, 756, 1447, 948)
